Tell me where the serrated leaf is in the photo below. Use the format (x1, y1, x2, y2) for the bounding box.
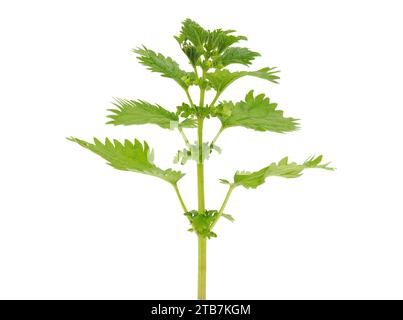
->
(175, 19, 249, 68)
(133, 46, 192, 89)
(181, 43, 201, 66)
(107, 98, 182, 129)
(215, 47, 260, 67)
(175, 19, 247, 53)
(206, 68, 279, 93)
(175, 19, 207, 66)
(204, 28, 247, 54)
(175, 19, 208, 48)
(218, 90, 299, 133)
(230, 155, 334, 189)
(67, 137, 185, 184)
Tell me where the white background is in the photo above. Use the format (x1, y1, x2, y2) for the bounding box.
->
(1, 0, 402, 300)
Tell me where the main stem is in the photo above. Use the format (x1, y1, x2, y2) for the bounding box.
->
(197, 116, 206, 300)
(197, 234, 206, 299)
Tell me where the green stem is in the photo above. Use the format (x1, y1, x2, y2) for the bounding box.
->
(197, 118, 205, 211)
(172, 183, 188, 213)
(198, 235, 207, 300)
(184, 89, 195, 108)
(196, 116, 206, 299)
(210, 126, 224, 147)
(199, 89, 205, 110)
(192, 65, 199, 78)
(197, 163, 205, 211)
(199, 69, 206, 109)
(196, 68, 207, 300)
(211, 184, 235, 230)
(209, 91, 221, 108)
(178, 127, 191, 149)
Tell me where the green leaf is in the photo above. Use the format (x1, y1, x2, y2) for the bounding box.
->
(181, 43, 202, 67)
(208, 231, 217, 238)
(215, 47, 260, 67)
(175, 19, 208, 48)
(219, 179, 231, 185)
(175, 19, 207, 67)
(206, 68, 279, 93)
(133, 46, 192, 89)
(175, 19, 247, 53)
(204, 28, 247, 54)
(218, 90, 299, 133)
(184, 209, 219, 238)
(67, 137, 185, 184)
(179, 118, 197, 128)
(175, 19, 249, 68)
(107, 98, 184, 129)
(221, 213, 235, 222)
(230, 155, 334, 189)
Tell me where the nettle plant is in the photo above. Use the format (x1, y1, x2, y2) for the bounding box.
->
(68, 19, 333, 299)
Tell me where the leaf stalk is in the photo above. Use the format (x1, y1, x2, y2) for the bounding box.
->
(211, 184, 235, 230)
(172, 183, 188, 213)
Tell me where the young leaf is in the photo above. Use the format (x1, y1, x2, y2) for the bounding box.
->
(215, 47, 260, 67)
(204, 28, 247, 54)
(219, 179, 231, 185)
(185, 209, 219, 238)
(181, 43, 202, 67)
(175, 19, 208, 67)
(133, 46, 192, 89)
(229, 156, 334, 189)
(179, 118, 197, 128)
(221, 213, 235, 222)
(67, 137, 185, 184)
(175, 19, 250, 68)
(218, 90, 299, 133)
(175, 19, 208, 49)
(175, 19, 247, 53)
(107, 98, 184, 129)
(206, 67, 279, 93)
